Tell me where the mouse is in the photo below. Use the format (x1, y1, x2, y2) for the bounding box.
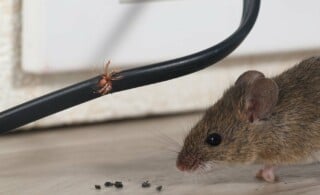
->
(176, 56, 320, 182)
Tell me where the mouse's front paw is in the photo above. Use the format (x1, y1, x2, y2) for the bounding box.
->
(255, 165, 278, 183)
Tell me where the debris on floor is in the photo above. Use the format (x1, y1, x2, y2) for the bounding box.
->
(104, 181, 114, 187)
(114, 181, 123, 189)
(141, 180, 151, 188)
(93, 180, 163, 192)
(156, 185, 163, 192)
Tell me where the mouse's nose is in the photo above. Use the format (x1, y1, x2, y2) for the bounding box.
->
(176, 161, 188, 172)
(176, 152, 200, 172)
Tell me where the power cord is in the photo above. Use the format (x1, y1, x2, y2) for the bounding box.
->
(0, 0, 260, 133)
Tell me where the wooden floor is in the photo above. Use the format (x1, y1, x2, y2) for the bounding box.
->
(1, 113, 320, 195)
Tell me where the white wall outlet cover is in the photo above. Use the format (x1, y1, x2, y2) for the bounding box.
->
(22, 0, 320, 74)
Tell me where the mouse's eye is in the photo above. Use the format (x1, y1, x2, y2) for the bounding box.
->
(206, 133, 222, 146)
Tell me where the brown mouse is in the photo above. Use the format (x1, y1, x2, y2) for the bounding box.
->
(176, 57, 320, 182)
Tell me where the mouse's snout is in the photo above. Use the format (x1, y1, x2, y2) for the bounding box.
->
(176, 151, 202, 172)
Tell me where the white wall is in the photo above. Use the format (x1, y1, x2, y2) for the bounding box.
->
(22, 0, 320, 73)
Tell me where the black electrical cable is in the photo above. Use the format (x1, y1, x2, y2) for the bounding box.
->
(0, 0, 260, 133)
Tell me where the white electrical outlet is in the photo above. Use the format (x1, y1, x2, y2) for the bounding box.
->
(22, 0, 320, 74)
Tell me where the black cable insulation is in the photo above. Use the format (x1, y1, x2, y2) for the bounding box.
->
(0, 0, 260, 133)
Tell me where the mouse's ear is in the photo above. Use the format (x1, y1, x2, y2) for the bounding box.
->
(243, 78, 279, 123)
(235, 70, 265, 86)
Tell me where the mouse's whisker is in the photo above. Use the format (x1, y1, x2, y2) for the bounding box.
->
(190, 172, 202, 185)
(158, 132, 181, 145)
(151, 144, 179, 160)
(147, 133, 182, 161)
(200, 162, 214, 173)
(197, 167, 207, 176)
(155, 143, 180, 155)
(156, 133, 182, 149)
(152, 146, 179, 159)
(194, 167, 213, 183)
(200, 161, 223, 174)
(162, 148, 179, 154)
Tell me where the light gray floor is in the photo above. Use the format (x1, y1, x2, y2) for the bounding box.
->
(1, 113, 320, 195)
